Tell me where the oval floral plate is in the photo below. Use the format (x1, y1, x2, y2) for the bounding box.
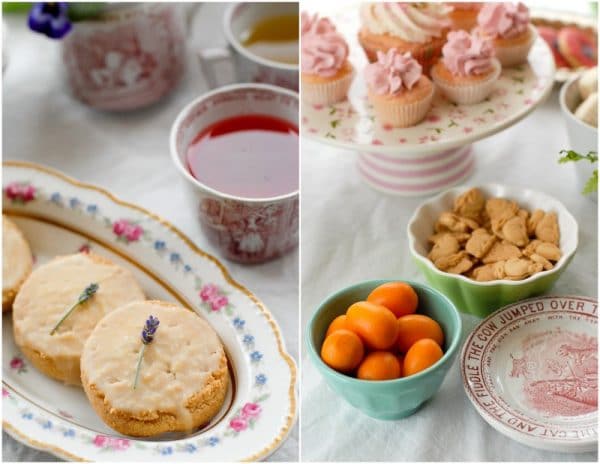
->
(301, 6, 555, 153)
(2, 161, 297, 461)
(461, 295, 597, 453)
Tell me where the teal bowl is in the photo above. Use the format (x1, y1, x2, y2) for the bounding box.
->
(306, 279, 462, 420)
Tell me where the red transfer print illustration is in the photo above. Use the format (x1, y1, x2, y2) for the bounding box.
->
(509, 328, 598, 417)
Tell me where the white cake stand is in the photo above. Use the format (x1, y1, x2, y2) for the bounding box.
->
(301, 8, 556, 197)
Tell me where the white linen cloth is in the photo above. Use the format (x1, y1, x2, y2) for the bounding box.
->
(300, 90, 598, 461)
(2, 3, 297, 461)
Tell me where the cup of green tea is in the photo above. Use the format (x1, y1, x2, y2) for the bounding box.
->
(198, 2, 298, 91)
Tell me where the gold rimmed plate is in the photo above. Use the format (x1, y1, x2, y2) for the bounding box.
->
(2, 161, 297, 461)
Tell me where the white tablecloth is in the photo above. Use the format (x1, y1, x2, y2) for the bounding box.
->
(2, 3, 297, 461)
(300, 86, 598, 460)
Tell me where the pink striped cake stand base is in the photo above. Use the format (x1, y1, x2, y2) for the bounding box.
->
(300, 6, 555, 197)
(357, 145, 475, 197)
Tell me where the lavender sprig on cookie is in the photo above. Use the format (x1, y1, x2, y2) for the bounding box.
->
(133, 315, 160, 389)
(49, 282, 99, 335)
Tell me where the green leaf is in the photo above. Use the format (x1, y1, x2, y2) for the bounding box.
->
(2, 3, 31, 14)
(330, 120, 341, 129)
(67, 3, 105, 22)
(583, 169, 598, 195)
(558, 149, 598, 164)
(329, 107, 337, 116)
(254, 393, 270, 403)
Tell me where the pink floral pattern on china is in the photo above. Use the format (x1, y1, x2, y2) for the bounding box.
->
(4, 182, 36, 203)
(62, 4, 185, 110)
(92, 435, 131, 451)
(199, 197, 299, 263)
(199, 283, 231, 313)
(112, 219, 144, 243)
(461, 296, 598, 452)
(9, 356, 27, 374)
(226, 399, 267, 436)
(301, 8, 554, 150)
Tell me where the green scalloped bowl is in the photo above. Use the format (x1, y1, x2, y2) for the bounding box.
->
(407, 184, 578, 318)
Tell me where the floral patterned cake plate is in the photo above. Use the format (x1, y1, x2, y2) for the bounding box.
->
(461, 295, 597, 453)
(2, 161, 297, 461)
(300, 4, 555, 196)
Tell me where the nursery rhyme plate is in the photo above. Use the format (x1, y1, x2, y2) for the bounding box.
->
(2, 161, 297, 461)
(461, 296, 597, 453)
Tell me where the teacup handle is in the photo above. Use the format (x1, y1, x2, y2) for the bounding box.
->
(197, 47, 234, 89)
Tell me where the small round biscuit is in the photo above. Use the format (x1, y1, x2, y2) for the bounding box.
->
(81, 300, 228, 437)
(12, 252, 145, 385)
(3, 216, 33, 311)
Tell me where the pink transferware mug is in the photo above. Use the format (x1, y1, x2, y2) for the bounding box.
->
(61, 3, 186, 111)
(170, 84, 299, 264)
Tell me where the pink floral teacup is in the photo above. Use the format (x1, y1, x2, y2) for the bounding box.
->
(170, 84, 298, 264)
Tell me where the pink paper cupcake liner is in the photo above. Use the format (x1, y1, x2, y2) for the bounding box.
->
(301, 69, 355, 105)
(494, 24, 537, 67)
(432, 59, 502, 105)
(370, 86, 434, 128)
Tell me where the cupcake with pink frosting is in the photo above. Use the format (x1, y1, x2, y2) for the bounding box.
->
(475, 2, 537, 67)
(301, 13, 354, 105)
(365, 49, 434, 127)
(301, 12, 336, 36)
(431, 30, 501, 105)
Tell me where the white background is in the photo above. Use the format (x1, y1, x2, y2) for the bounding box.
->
(300, 1, 598, 462)
(2, 3, 298, 461)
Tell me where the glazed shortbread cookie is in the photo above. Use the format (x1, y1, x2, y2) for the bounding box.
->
(2, 216, 33, 311)
(12, 252, 145, 385)
(81, 301, 228, 437)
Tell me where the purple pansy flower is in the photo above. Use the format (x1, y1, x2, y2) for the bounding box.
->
(28, 3, 72, 39)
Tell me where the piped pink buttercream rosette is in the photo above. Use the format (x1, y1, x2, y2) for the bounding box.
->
(442, 30, 496, 76)
(365, 49, 423, 96)
(301, 12, 336, 36)
(477, 2, 530, 39)
(301, 31, 348, 78)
